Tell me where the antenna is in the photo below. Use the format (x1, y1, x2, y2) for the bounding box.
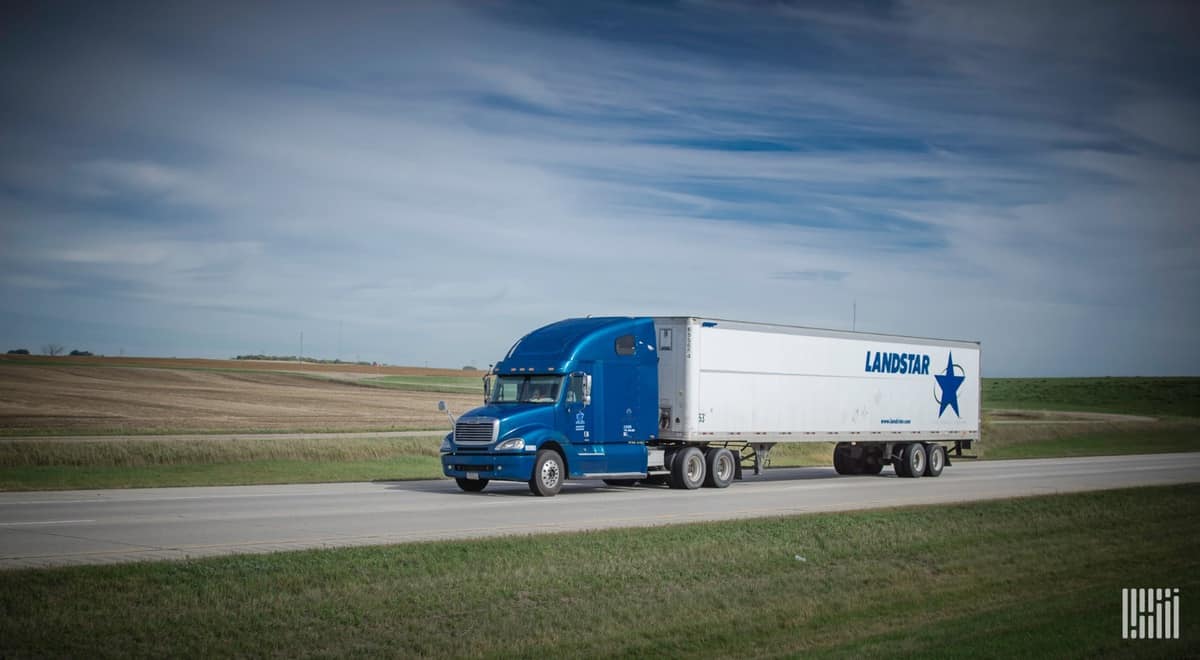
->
(852, 301, 857, 332)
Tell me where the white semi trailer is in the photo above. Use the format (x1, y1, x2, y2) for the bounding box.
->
(441, 317, 981, 495)
(652, 317, 981, 479)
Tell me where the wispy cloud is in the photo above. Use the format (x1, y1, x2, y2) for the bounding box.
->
(0, 1, 1196, 375)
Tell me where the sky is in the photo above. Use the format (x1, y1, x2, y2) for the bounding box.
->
(1, 1, 1198, 376)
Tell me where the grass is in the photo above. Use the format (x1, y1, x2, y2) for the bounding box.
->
(0, 436, 445, 490)
(983, 377, 1200, 417)
(981, 422, 1200, 460)
(0, 425, 442, 438)
(978, 377, 1200, 461)
(356, 374, 483, 393)
(0, 458, 442, 490)
(766, 441, 836, 467)
(1, 485, 1196, 658)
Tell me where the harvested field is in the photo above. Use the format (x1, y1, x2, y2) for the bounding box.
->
(0, 353, 469, 377)
(0, 364, 480, 435)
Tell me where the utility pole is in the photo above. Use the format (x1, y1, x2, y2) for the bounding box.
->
(299, 331, 304, 362)
(852, 301, 857, 332)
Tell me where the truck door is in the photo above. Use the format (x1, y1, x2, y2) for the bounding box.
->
(563, 366, 603, 475)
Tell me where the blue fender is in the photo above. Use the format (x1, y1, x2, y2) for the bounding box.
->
(507, 425, 573, 478)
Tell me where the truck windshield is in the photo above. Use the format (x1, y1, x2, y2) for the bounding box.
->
(490, 375, 562, 404)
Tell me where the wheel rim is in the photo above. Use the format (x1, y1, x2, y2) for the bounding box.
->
(541, 459, 560, 489)
(912, 449, 925, 474)
(930, 449, 942, 471)
(717, 454, 733, 481)
(686, 454, 703, 483)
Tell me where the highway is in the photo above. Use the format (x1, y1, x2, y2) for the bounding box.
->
(1, 452, 1197, 569)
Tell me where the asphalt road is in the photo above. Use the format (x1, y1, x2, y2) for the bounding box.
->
(1, 452, 1197, 569)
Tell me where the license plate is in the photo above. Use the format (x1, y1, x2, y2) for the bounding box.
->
(466, 472, 479, 480)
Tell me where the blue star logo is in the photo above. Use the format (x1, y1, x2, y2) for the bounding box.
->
(933, 352, 965, 418)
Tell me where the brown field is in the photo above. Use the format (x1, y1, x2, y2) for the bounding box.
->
(0, 358, 481, 435)
(0, 353, 469, 377)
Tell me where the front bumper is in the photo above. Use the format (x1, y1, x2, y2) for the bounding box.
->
(442, 452, 536, 483)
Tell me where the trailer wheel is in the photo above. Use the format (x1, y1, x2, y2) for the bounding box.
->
(703, 448, 735, 488)
(455, 477, 489, 492)
(860, 448, 884, 475)
(670, 447, 705, 489)
(897, 443, 926, 478)
(925, 444, 946, 477)
(833, 443, 854, 475)
(529, 450, 565, 496)
(603, 479, 639, 487)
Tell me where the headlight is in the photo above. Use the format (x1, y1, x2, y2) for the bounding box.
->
(495, 437, 525, 451)
(439, 434, 453, 453)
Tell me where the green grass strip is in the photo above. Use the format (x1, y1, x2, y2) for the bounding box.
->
(1, 485, 1196, 657)
(0, 457, 443, 490)
(982, 377, 1200, 417)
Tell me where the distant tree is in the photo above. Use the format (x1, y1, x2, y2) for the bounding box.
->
(462, 365, 478, 371)
(41, 344, 64, 357)
(6, 349, 30, 355)
(69, 350, 94, 357)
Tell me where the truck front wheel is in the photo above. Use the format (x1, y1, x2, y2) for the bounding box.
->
(670, 447, 706, 490)
(529, 450, 565, 497)
(455, 478, 488, 492)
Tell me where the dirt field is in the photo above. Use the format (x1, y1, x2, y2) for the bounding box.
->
(0, 354, 469, 377)
(0, 363, 481, 435)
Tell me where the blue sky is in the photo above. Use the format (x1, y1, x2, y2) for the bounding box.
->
(1, 1, 1198, 376)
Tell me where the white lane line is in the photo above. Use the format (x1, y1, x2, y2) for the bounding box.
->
(0, 519, 95, 526)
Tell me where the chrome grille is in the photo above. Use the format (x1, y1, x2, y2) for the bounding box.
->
(454, 417, 497, 446)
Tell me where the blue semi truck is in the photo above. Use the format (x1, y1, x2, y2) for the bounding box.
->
(440, 316, 981, 496)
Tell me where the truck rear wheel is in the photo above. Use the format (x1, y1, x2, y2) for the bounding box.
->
(529, 450, 565, 496)
(703, 448, 735, 488)
(896, 443, 926, 478)
(925, 444, 946, 477)
(670, 446, 705, 489)
(455, 477, 488, 492)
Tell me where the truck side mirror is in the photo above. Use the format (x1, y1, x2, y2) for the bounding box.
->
(437, 400, 455, 428)
(482, 374, 491, 404)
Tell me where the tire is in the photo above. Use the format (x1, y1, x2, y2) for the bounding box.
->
(835, 444, 864, 475)
(897, 443, 926, 478)
(860, 456, 884, 475)
(528, 450, 565, 496)
(455, 477, 488, 492)
(925, 443, 946, 477)
(669, 446, 705, 490)
(833, 443, 854, 475)
(603, 479, 639, 487)
(703, 448, 735, 488)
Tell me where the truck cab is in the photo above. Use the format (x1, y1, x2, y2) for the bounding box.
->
(440, 317, 659, 495)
